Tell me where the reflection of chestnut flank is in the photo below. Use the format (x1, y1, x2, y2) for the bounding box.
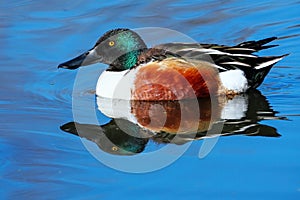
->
(131, 98, 222, 134)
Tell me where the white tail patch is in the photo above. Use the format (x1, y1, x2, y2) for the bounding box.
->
(255, 57, 283, 69)
(219, 70, 248, 93)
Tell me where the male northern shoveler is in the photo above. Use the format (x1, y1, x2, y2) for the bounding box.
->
(58, 28, 287, 100)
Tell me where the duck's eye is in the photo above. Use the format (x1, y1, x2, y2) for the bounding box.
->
(108, 41, 115, 46)
(111, 146, 118, 151)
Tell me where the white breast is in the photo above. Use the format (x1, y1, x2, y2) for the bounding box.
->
(96, 69, 136, 100)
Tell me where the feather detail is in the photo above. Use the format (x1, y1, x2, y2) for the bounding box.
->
(153, 37, 287, 89)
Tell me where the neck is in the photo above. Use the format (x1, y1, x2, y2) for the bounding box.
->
(108, 49, 143, 71)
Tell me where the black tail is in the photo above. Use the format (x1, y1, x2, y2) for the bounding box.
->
(236, 37, 278, 51)
(244, 54, 288, 88)
(224, 37, 288, 88)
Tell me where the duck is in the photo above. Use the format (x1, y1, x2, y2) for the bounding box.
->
(58, 28, 287, 100)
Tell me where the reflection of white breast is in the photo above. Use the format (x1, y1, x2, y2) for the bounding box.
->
(97, 97, 137, 124)
(221, 95, 248, 119)
(96, 69, 136, 100)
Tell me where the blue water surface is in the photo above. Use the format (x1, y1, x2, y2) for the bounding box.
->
(1, 0, 300, 199)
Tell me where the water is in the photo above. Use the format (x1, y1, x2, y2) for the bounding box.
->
(1, 0, 300, 199)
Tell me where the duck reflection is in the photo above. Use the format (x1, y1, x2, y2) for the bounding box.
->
(60, 119, 150, 155)
(60, 89, 284, 155)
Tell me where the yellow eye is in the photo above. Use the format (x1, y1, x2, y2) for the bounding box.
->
(112, 146, 118, 151)
(109, 41, 115, 46)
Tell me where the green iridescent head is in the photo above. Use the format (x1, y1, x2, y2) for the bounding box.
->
(58, 28, 147, 71)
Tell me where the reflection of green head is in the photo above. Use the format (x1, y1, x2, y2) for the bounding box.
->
(101, 119, 149, 155)
(60, 120, 149, 156)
